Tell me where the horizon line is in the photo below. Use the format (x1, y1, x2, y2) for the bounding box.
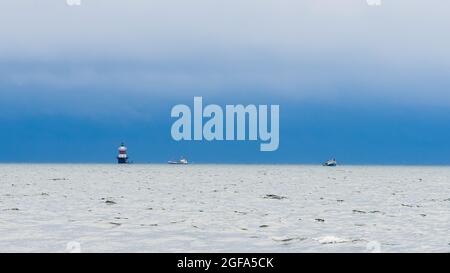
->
(1, 162, 450, 167)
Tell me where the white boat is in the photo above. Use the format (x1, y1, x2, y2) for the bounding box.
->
(323, 158, 337, 166)
(168, 157, 188, 165)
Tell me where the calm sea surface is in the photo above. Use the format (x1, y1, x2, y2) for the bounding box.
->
(0, 164, 449, 252)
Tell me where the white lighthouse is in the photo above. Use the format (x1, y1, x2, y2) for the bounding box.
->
(117, 143, 129, 164)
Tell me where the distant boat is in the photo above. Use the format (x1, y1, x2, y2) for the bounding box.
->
(168, 157, 188, 165)
(323, 158, 337, 166)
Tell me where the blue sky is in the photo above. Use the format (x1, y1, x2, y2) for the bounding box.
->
(1, 0, 450, 164)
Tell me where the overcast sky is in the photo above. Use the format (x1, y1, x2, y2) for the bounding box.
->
(1, 0, 450, 102)
(1, 0, 450, 163)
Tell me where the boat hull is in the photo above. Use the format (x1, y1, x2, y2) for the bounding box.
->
(168, 162, 188, 165)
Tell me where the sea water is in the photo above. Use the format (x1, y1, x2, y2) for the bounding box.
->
(0, 164, 449, 252)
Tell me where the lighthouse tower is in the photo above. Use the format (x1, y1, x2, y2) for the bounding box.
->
(117, 143, 129, 164)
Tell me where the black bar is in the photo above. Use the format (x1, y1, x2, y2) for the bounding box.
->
(0, 253, 445, 272)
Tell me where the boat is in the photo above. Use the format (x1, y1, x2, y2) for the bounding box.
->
(323, 158, 337, 166)
(168, 157, 188, 165)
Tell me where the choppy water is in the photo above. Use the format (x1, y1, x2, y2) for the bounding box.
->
(0, 164, 449, 252)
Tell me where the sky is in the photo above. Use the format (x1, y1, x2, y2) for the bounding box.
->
(1, 0, 450, 164)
